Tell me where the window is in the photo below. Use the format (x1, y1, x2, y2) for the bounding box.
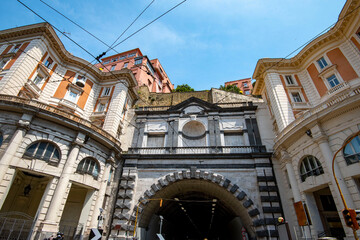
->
(77, 158, 99, 179)
(0, 133, 3, 147)
(0, 58, 9, 70)
(65, 90, 78, 102)
(110, 65, 116, 71)
(344, 135, 360, 165)
(44, 57, 53, 68)
(33, 74, 44, 86)
(135, 58, 142, 65)
(243, 82, 248, 87)
(119, 56, 126, 60)
(97, 103, 106, 112)
(147, 134, 165, 147)
(103, 60, 110, 64)
(245, 91, 250, 95)
(24, 141, 60, 164)
(112, 58, 118, 62)
(123, 62, 129, 68)
(291, 92, 302, 102)
(147, 61, 155, 75)
(9, 44, 21, 53)
(285, 75, 294, 85)
(317, 57, 328, 69)
(103, 87, 111, 96)
(128, 53, 136, 57)
(300, 156, 324, 182)
(326, 74, 340, 88)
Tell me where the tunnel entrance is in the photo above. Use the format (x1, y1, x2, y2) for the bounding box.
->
(137, 179, 255, 240)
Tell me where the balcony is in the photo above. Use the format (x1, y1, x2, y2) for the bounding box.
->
(127, 145, 266, 155)
(327, 81, 350, 96)
(90, 111, 107, 121)
(24, 79, 42, 98)
(58, 98, 77, 110)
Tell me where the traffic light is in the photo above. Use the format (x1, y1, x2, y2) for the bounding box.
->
(342, 208, 359, 230)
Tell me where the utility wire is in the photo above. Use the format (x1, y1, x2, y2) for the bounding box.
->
(107, 0, 156, 52)
(39, 0, 115, 53)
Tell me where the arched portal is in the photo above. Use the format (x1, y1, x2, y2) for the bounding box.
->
(135, 170, 261, 240)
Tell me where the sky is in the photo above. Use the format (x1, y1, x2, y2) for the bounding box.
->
(1, 0, 347, 90)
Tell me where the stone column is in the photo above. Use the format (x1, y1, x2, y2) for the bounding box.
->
(0, 113, 32, 186)
(42, 132, 85, 232)
(312, 125, 354, 209)
(285, 162, 301, 202)
(90, 153, 115, 228)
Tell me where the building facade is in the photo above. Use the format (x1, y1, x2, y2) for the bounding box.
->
(0, 23, 138, 239)
(252, 0, 360, 239)
(108, 87, 280, 240)
(225, 78, 253, 96)
(96, 49, 174, 93)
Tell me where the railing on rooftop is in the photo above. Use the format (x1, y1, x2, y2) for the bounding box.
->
(0, 94, 120, 147)
(127, 145, 266, 155)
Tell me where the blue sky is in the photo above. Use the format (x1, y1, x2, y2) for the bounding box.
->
(1, 0, 346, 90)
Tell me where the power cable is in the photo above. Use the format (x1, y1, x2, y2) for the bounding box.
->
(107, 0, 156, 52)
(39, 0, 115, 53)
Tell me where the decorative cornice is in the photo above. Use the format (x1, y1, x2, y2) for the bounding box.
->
(0, 23, 139, 101)
(252, 0, 360, 95)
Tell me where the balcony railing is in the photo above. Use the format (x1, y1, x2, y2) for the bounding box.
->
(127, 145, 266, 154)
(0, 94, 121, 147)
(327, 81, 350, 96)
(276, 85, 360, 141)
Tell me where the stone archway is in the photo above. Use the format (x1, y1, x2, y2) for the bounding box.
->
(130, 169, 263, 240)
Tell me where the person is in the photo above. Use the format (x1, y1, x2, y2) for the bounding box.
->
(55, 232, 64, 240)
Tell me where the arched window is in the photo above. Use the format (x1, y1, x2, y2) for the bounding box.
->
(24, 141, 60, 164)
(300, 156, 324, 182)
(344, 135, 360, 165)
(77, 158, 100, 179)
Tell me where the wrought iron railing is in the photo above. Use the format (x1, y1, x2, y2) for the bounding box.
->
(127, 145, 266, 154)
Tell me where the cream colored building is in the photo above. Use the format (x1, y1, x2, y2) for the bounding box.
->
(253, 0, 360, 239)
(0, 23, 137, 239)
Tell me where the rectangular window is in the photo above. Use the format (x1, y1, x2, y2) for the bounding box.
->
(285, 75, 294, 85)
(317, 57, 328, 69)
(291, 92, 303, 102)
(110, 65, 116, 71)
(0, 59, 9, 69)
(10, 44, 21, 53)
(98, 103, 106, 112)
(147, 134, 165, 147)
(123, 62, 129, 68)
(119, 56, 126, 60)
(33, 74, 44, 85)
(103, 87, 111, 96)
(135, 58, 142, 65)
(326, 74, 340, 88)
(128, 53, 136, 57)
(44, 57, 53, 68)
(147, 61, 155, 75)
(243, 82, 248, 87)
(112, 58, 118, 62)
(245, 91, 250, 95)
(66, 90, 77, 102)
(103, 60, 110, 64)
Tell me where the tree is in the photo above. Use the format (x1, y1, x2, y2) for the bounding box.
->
(173, 84, 194, 92)
(219, 84, 243, 94)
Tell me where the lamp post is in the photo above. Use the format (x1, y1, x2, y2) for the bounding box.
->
(332, 130, 360, 240)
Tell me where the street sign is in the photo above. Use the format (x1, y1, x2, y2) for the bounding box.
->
(90, 228, 103, 240)
(157, 233, 165, 240)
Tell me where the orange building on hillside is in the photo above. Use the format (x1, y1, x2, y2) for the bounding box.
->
(96, 48, 174, 93)
(225, 78, 253, 95)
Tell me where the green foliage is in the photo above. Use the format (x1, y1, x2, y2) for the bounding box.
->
(219, 84, 243, 94)
(173, 84, 194, 92)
